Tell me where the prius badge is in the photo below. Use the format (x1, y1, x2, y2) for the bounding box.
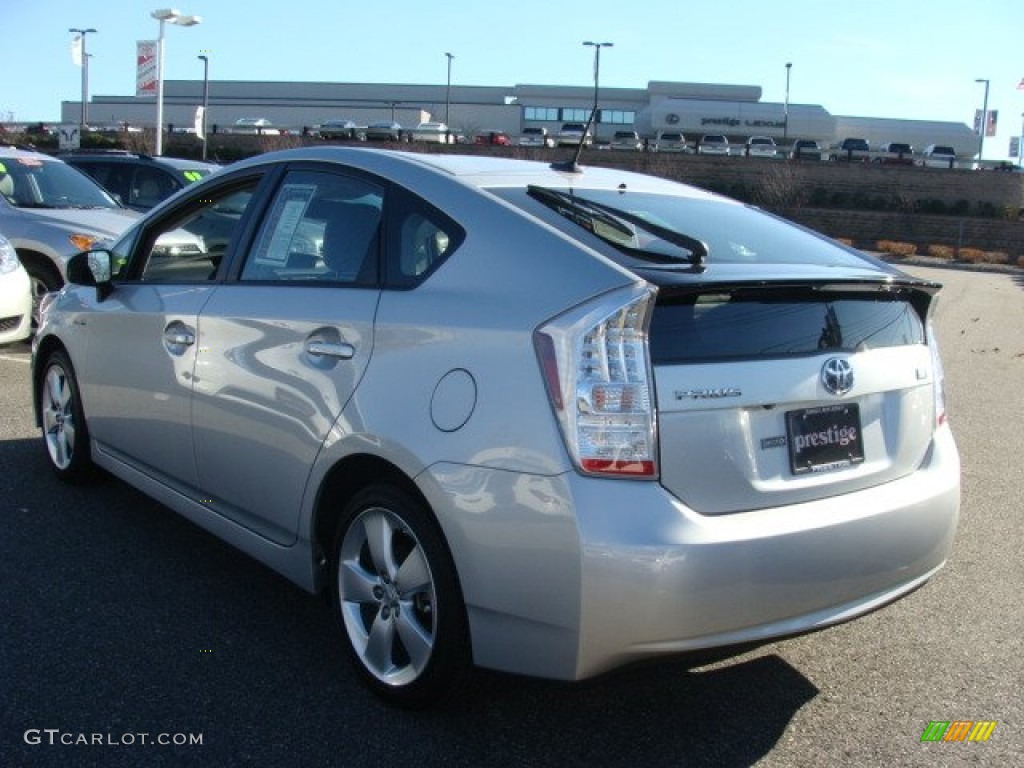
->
(821, 358, 854, 396)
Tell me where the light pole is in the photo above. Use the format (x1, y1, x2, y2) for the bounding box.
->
(444, 52, 454, 143)
(783, 61, 792, 142)
(582, 41, 613, 135)
(1019, 112, 1023, 169)
(152, 8, 202, 156)
(69, 28, 97, 128)
(974, 77, 990, 166)
(198, 54, 209, 159)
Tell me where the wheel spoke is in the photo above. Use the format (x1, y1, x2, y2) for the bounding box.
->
(395, 607, 433, 673)
(395, 546, 431, 598)
(364, 609, 396, 675)
(50, 433, 68, 468)
(61, 421, 76, 452)
(339, 559, 378, 605)
(46, 369, 65, 410)
(362, 511, 397, 578)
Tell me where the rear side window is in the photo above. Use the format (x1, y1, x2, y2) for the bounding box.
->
(650, 292, 924, 363)
(385, 187, 464, 289)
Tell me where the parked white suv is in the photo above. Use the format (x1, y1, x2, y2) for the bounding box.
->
(697, 134, 731, 155)
(555, 123, 593, 147)
(651, 131, 690, 153)
(920, 145, 957, 169)
(517, 127, 554, 148)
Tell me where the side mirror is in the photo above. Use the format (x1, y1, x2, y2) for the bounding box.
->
(67, 249, 114, 301)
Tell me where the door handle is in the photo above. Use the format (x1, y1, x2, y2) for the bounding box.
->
(306, 341, 355, 360)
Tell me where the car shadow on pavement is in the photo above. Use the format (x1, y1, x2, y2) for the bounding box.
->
(1, 433, 818, 768)
(427, 654, 819, 767)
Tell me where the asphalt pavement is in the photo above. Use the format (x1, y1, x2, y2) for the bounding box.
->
(0, 264, 1021, 767)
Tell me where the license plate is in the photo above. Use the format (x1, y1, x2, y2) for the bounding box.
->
(785, 404, 865, 475)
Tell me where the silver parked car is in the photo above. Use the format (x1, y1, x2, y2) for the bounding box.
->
(0, 145, 139, 310)
(33, 148, 960, 707)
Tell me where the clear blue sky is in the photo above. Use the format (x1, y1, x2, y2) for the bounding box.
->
(4, 0, 1023, 160)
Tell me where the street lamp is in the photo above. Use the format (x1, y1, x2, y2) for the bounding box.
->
(152, 8, 201, 156)
(197, 54, 209, 159)
(582, 41, 613, 133)
(783, 61, 792, 142)
(974, 78, 990, 165)
(69, 28, 97, 128)
(444, 52, 454, 143)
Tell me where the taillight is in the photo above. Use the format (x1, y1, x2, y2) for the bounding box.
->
(535, 284, 658, 478)
(928, 323, 947, 427)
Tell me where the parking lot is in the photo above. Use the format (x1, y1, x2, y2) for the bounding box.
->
(0, 264, 1021, 767)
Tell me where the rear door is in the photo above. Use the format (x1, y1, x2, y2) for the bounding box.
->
(191, 166, 384, 544)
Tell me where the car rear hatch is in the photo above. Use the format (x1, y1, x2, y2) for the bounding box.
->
(648, 270, 940, 514)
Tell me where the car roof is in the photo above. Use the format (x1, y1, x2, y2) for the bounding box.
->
(62, 152, 218, 171)
(0, 145, 61, 161)
(227, 147, 722, 201)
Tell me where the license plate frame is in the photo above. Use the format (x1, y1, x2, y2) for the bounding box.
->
(785, 404, 865, 475)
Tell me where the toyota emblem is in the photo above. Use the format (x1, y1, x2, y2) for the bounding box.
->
(821, 358, 854, 396)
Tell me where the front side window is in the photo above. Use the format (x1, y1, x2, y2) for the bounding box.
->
(240, 169, 384, 285)
(125, 179, 261, 282)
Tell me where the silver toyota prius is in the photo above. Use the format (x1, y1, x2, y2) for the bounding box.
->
(32, 147, 960, 707)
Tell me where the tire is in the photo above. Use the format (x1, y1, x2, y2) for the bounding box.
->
(331, 485, 469, 708)
(39, 350, 95, 483)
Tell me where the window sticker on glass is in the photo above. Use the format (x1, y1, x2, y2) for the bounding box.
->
(252, 184, 317, 266)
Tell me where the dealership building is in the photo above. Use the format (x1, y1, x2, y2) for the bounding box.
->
(63, 78, 980, 158)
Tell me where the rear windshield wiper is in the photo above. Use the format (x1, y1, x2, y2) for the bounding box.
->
(526, 185, 707, 267)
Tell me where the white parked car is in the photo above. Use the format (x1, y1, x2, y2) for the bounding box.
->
(0, 232, 32, 344)
(920, 145, 957, 169)
(609, 131, 643, 151)
(411, 122, 453, 143)
(745, 136, 778, 158)
(651, 131, 691, 153)
(231, 118, 280, 135)
(698, 134, 731, 155)
(517, 127, 554, 148)
(555, 122, 593, 147)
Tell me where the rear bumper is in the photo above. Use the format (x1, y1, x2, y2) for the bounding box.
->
(428, 425, 959, 681)
(572, 424, 959, 678)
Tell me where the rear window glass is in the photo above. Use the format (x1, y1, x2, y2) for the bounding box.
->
(491, 188, 870, 269)
(650, 293, 924, 363)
